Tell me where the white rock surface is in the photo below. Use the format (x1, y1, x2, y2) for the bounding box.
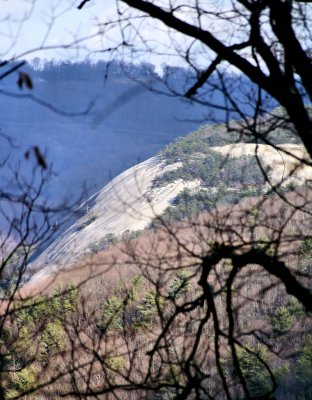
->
(213, 143, 311, 186)
(29, 143, 312, 281)
(29, 156, 198, 279)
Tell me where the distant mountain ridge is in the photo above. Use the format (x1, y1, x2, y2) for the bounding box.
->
(0, 61, 274, 203)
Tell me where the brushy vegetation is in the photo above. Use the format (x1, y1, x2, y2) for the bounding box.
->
(157, 115, 301, 166)
(224, 344, 274, 398)
(297, 335, 312, 384)
(2, 234, 311, 399)
(151, 124, 273, 225)
(150, 120, 304, 226)
(270, 306, 294, 337)
(299, 237, 312, 274)
(2, 285, 78, 398)
(1, 115, 309, 399)
(100, 274, 166, 332)
(76, 212, 98, 232)
(90, 233, 118, 253)
(89, 230, 143, 253)
(150, 186, 263, 226)
(154, 154, 266, 189)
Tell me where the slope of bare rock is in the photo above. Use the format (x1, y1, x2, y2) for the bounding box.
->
(28, 143, 312, 283)
(28, 156, 199, 280)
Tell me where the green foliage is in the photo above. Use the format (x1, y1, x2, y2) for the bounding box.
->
(11, 285, 77, 373)
(151, 119, 301, 226)
(135, 290, 164, 329)
(16, 302, 36, 328)
(274, 363, 290, 387)
(158, 123, 273, 165)
(39, 320, 65, 365)
(101, 279, 165, 332)
(77, 212, 98, 231)
(299, 238, 312, 257)
(249, 206, 260, 221)
(297, 335, 312, 384)
(129, 274, 144, 301)
(158, 126, 226, 164)
(62, 284, 78, 313)
(299, 238, 312, 273)
(265, 107, 301, 144)
(121, 229, 143, 241)
(154, 150, 221, 187)
(150, 186, 262, 226)
(15, 325, 33, 355)
(106, 356, 125, 373)
(158, 114, 301, 167)
(101, 295, 123, 331)
(41, 320, 65, 351)
(270, 306, 294, 337)
(16, 285, 77, 328)
(155, 121, 288, 192)
(155, 365, 184, 399)
(150, 189, 214, 225)
(154, 153, 265, 190)
(6, 366, 38, 399)
(255, 235, 275, 256)
(220, 156, 266, 187)
(90, 233, 118, 253)
(15, 299, 43, 327)
(7, 247, 27, 268)
(228, 344, 273, 398)
(50, 284, 78, 316)
(2, 285, 78, 398)
(168, 270, 191, 300)
(0, 326, 13, 346)
(288, 297, 305, 317)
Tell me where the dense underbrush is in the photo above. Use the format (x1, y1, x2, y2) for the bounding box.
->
(2, 193, 312, 399)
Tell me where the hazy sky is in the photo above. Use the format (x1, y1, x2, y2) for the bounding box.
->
(1, 1, 237, 72)
(0, 0, 202, 70)
(1, 0, 116, 61)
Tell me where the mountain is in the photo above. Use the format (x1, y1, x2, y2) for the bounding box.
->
(16, 116, 312, 400)
(26, 156, 198, 279)
(0, 61, 280, 204)
(0, 78, 202, 200)
(26, 121, 311, 284)
(0, 62, 226, 203)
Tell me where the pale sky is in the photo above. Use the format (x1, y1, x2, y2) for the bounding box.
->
(1, 0, 251, 73)
(0, 0, 211, 70)
(0, 0, 117, 61)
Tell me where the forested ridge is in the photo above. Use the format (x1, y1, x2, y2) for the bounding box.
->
(1, 115, 312, 399)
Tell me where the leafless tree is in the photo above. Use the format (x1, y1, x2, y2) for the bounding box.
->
(72, 1, 312, 398)
(1, 1, 312, 399)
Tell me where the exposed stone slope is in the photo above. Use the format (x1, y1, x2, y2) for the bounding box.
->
(29, 142, 311, 282)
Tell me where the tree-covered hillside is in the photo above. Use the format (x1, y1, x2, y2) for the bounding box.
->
(0, 60, 280, 203)
(149, 116, 306, 223)
(0, 61, 204, 202)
